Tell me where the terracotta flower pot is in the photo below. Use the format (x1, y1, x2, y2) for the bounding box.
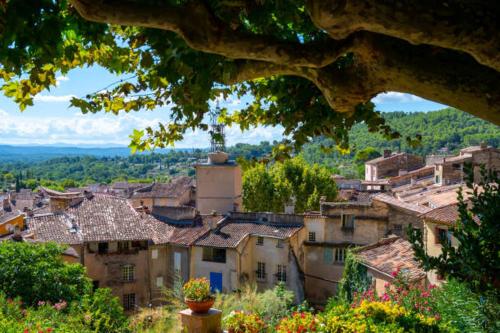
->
(185, 298, 215, 314)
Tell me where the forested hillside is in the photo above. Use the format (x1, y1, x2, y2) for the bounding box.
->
(1, 108, 498, 189)
(0, 143, 273, 190)
(301, 108, 499, 176)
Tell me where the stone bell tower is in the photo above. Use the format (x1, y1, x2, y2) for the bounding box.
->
(195, 106, 242, 214)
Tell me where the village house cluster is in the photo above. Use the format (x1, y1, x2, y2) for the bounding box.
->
(1, 145, 498, 310)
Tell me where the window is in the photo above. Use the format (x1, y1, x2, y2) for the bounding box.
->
(276, 265, 287, 282)
(256, 262, 266, 281)
(202, 247, 226, 263)
(276, 239, 284, 248)
(435, 175, 440, 184)
(452, 163, 461, 170)
(174, 252, 182, 274)
(392, 224, 403, 235)
(435, 227, 451, 245)
(118, 241, 129, 252)
(122, 264, 135, 282)
(335, 248, 345, 263)
(256, 237, 264, 246)
(92, 280, 100, 291)
(123, 293, 136, 310)
(341, 214, 355, 230)
(151, 249, 158, 259)
(323, 248, 333, 264)
(156, 276, 164, 288)
(98, 242, 108, 254)
(308, 232, 316, 242)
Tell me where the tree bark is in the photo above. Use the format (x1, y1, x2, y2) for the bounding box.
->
(70, 0, 500, 125)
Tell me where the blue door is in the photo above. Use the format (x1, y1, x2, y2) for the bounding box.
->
(209, 272, 223, 293)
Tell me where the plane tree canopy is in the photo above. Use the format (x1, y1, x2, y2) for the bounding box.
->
(0, 0, 499, 152)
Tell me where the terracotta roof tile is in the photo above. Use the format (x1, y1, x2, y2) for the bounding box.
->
(150, 214, 217, 246)
(420, 203, 478, 226)
(355, 236, 426, 281)
(28, 194, 164, 243)
(195, 219, 303, 248)
(131, 177, 193, 199)
(373, 193, 431, 214)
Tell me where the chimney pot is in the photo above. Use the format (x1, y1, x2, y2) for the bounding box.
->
(383, 150, 392, 158)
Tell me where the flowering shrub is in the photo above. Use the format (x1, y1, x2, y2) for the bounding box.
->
(183, 278, 212, 302)
(321, 301, 452, 332)
(0, 290, 130, 333)
(276, 312, 319, 333)
(352, 268, 440, 319)
(222, 310, 266, 333)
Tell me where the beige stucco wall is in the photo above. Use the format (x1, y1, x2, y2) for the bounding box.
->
(195, 164, 242, 214)
(83, 242, 152, 308)
(190, 246, 241, 293)
(424, 220, 459, 286)
(241, 235, 292, 290)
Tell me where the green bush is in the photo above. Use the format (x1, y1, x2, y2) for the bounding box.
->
(430, 280, 499, 333)
(215, 283, 294, 327)
(320, 301, 454, 333)
(0, 241, 91, 305)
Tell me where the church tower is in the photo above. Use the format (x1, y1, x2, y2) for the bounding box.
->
(195, 106, 242, 214)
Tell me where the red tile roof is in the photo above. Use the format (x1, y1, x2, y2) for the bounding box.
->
(373, 193, 431, 214)
(28, 194, 164, 243)
(131, 177, 194, 199)
(28, 193, 218, 247)
(195, 219, 303, 248)
(355, 236, 426, 282)
(420, 203, 478, 226)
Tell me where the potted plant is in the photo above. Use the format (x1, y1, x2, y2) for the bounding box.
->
(223, 311, 266, 333)
(183, 277, 214, 314)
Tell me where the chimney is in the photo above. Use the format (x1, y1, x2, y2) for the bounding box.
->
(383, 150, 392, 158)
(2, 198, 10, 211)
(83, 190, 94, 200)
(208, 210, 218, 230)
(480, 141, 487, 149)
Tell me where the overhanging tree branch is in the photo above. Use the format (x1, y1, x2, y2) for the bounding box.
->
(306, 0, 500, 72)
(70, 0, 347, 68)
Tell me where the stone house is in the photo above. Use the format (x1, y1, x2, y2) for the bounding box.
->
(27, 191, 168, 311)
(365, 151, 424, 181)
(354, 236, 426, 295)
(418, 203, 464, 286)
(302, 194, 425, 304)
(434, 144, 500, 185)
(129, 176, 194, 210)
(190, 212, 305, 301)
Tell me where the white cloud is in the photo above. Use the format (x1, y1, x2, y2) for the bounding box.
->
(371, 92, 425, 104)
(33, 94, 76, 102)
(0, 100, 283, 147)
(55, 75, 69, 86)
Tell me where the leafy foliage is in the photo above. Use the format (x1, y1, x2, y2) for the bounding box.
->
(336, 250, 372, 304)
(0, 241, 91, 306)
(183, 277, 212, 302)
(301, 108, 500, 177)
(242, 157, 337, 213)
(0, 0, 406, 153)
(408, 165, 500, 293)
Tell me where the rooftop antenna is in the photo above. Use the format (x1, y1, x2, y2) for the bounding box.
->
(209, 102, 226, 152)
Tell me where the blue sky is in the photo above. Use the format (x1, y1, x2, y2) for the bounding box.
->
(0, 66, 447, 148)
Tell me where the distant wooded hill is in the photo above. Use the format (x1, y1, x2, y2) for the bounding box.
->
(0, 108, 498, 187)
(301, 108, 500, 171)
